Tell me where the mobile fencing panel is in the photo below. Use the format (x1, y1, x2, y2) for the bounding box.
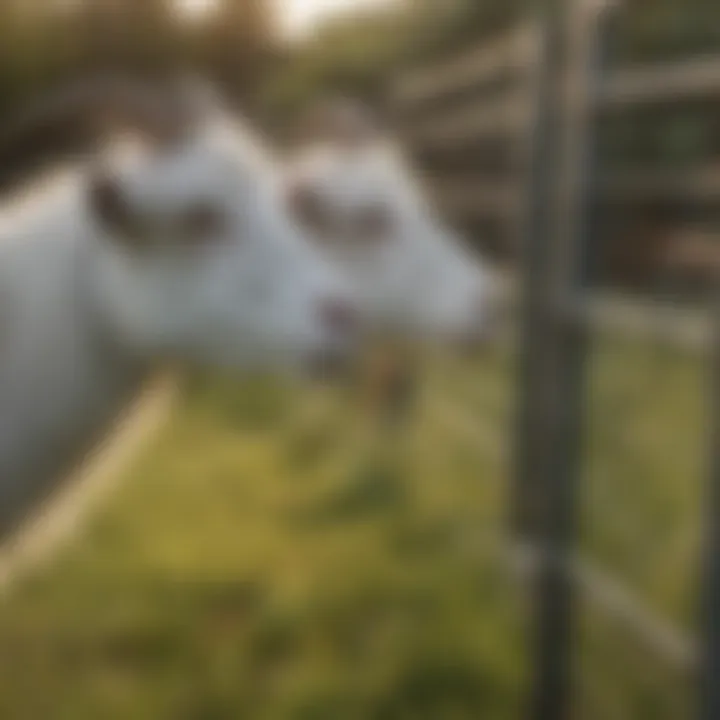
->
(391, 2, 720, 719)
(524, 3, 720, 716)
(523, 3, 720, 718)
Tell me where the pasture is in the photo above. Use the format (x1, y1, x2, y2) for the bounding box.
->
(0, 331, 705, 719)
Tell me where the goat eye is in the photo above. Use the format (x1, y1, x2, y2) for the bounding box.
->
(182, 203, 225, 242)
(355, 205, 393, 241)
(288, 184, 334, 236)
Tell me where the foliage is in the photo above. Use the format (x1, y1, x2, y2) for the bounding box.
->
(0, 0, 274, 122)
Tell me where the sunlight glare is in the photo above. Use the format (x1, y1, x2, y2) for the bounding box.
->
(176, 0, 216, 19)
(277, 0, 397, 40)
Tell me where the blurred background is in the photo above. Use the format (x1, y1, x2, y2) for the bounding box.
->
(2, 0, 720, 292)
(0, 0, 719, 718)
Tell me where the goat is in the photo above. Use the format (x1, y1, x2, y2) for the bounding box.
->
(0, 78, 356, 536)
(284, 98, 501, 350)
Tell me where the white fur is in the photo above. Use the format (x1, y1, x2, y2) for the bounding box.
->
(0, 111, 352, 532)
(285, 136, 496, 345)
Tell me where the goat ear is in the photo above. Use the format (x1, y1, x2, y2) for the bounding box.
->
(88, 174, 141, 245)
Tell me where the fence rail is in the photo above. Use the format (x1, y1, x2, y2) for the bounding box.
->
(429, 167, 720, 212)
(404, 95, 532, 147)
(599, 167, 720, 202)
(0, 374, 178, 595)
(497, 272, 714, 350)
(392, 24, 540, 107)
(397, 49, 720, 113)
(599, 55, 720, 107)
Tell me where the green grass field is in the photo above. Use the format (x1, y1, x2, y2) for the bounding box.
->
(0, 334, 708, 719)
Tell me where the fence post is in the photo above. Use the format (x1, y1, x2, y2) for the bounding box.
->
(525, 2, 614, 720)
(511, 0, 568, 541)
(698, 287, 720, 720)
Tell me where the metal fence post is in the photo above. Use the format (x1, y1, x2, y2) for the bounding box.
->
(698, 287, 720, 720)
(526, 2, 614, 719)
(511, 0, 568, 542)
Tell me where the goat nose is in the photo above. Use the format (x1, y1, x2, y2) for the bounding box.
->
(318, 297, 359, 337)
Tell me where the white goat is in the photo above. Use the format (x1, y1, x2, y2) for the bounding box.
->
(284, 99, 500, 349)
(0, 79, 356, 534)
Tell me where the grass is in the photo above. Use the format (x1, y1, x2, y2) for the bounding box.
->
(0, 333, 708, 719)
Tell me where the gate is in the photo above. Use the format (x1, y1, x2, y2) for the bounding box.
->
(392, 1, 720, 718)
